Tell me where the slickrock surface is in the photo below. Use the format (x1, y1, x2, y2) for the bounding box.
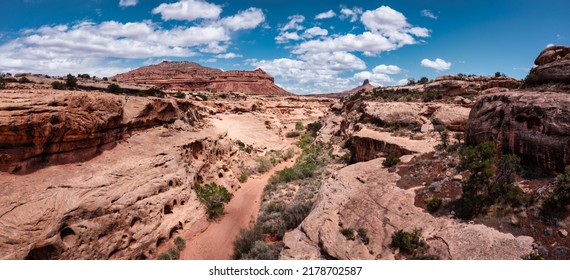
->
(0, 124, 244, 259)
(281, 158, 534, 260)
(113, 61, 291, 95)
(465, 91, 570, 173)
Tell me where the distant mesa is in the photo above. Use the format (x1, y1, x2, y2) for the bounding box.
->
(112, 61, 291, 95)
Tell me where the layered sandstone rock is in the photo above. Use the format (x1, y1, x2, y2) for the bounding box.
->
(0, 90, 203, 173)
(113, 61, 291, 95)
(281, 158, 534, 260)
(465, 91, 570, 173)
(0, 127, 243, 260)
(350, 126, 436, 162)
(382, 75, 522, 96)
(531, 45, 570, 84)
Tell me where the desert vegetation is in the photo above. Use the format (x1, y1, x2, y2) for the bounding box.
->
(194, 182, 233, 220)
(233, 132, 328, 260)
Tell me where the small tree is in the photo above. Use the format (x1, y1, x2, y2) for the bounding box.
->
(458, 141, 496, 219)
(295, 121, 304, 131)
(0, 76, 5, 89)
(195, 183, 233, 219)
(65, 74, 77, 89)
(107, 83, 121, 94)
(418, 77, 429, 84)
(494, 72, 506, 78)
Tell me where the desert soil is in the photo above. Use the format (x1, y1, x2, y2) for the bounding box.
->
(180, 147, 299, 260)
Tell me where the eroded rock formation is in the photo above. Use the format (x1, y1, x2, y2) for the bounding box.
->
(0, 91, 203, 173)
(465, 91, 570, 173)
(531, 45, 570, 84)
(113, 61, 291, 95)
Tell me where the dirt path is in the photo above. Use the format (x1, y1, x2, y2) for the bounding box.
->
(181, 151, 299, 260)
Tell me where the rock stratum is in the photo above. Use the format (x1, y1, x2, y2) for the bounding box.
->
(113, 61, 291, 95)
(0, 90, 203, 174)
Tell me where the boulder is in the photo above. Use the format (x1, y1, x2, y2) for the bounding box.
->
(431, 104, 471, 131)
(361, 102, 426, 128)
(532, 45, 570, 84)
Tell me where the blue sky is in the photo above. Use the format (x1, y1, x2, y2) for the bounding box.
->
(1, 0, 568, 94)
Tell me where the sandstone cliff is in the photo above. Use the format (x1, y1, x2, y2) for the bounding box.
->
(0, 90, 203, 173)
(465, 91, 570, 173)
(113, 61, 291, 95)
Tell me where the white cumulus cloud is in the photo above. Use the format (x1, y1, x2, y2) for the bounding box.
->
(215, 52, 242, 59)
(340, 7, 363, 22)
(315, 10, 336, 20)
(302, 27, 328, 39)
(220, 8, 265, 31)
(119, 0, 138, 7)
(152, 0, 222, 21)
(353, 64, 402, 85)
(421, 58, 452, 71)
(372, 64, 402, 74)
(281, 15, 305, 31)
(361, 6, 430, 41)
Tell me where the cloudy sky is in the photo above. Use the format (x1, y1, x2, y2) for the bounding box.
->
(1, 0, 568, 94)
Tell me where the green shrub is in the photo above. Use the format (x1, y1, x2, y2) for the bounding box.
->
(107, 83, 121, 94)
(282, 202, 312, 230)
(157, 247, 180, 260)
(391, 229, 427, 255)
(458, 141, 496, 219)
(65, 74, 77, 89)
(168, 248, 180, 260)
(542, 166, 570, 215)
(174, 236, 186, 251)
(243, 241, 275, 260)
(232, 227, 263, 260)
(238, 170, 249, 183)
(51, 81, 66, 90)
(295, 121, 304, 131)
(0, 76, 5, 89)
(257, 157, 273, 173)
(157, 252, 172, 260)
(283, 148, 295, 160)
(426, 198, 443, 213)
(195, 182, 233, 219)
(286, 131, 301, 138)
(307, 121, 323, 137)
(382, 156, 401, 168)
(18, 76, 31, 83)
(340, 228, 355, 240)
(296, 134, 314, 150)
(358, 228, 370, 245)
